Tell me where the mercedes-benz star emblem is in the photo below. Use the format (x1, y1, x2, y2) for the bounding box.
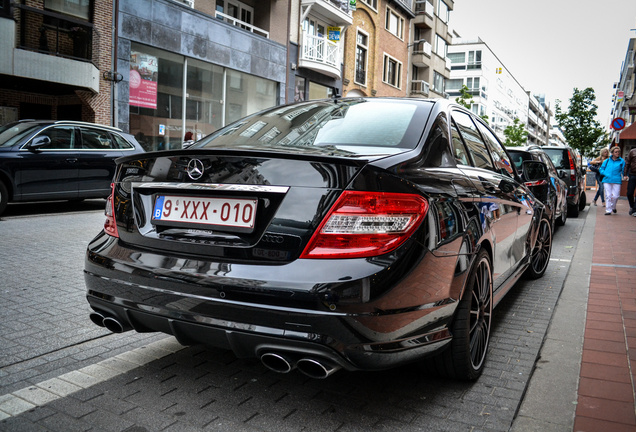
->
(186, 159, 204, 180)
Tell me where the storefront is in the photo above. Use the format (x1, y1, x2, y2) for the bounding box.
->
(116, 0, 286, 151)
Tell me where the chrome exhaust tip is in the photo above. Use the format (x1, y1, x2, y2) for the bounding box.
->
(89, 312, 106, 327)
(102, 316, 125, 333)
(260, 352, 295, 373)
(296, 358, 341, 379)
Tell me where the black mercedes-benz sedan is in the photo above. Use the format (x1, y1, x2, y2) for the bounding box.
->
(85, 98, 552, 380)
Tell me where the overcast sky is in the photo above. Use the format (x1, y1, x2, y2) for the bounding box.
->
(448, 0, 636, 128)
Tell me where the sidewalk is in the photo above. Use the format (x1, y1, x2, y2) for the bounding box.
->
(574, 193, 636, 431)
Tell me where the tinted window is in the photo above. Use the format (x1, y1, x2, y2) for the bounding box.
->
(476, 122, 514, 178)
(198, 99, 433, 150)
(537, 152, 558, 176)
(450, 119, 470, 165)
(451, 111, 493, 170)
(81, 128, 114, 150)
(422, 121, 454, 168)
(542, 149, 567, 169)
(0, 123, 41, 148)
(35, 126, 76, 150)
(112, 133, 134, 149)
(507, 150, 532, 171)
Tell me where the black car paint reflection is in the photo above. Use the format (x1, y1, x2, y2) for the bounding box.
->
(85, 98, 547, 379)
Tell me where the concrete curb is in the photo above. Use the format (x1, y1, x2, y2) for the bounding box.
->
(511, 207, 596, 431)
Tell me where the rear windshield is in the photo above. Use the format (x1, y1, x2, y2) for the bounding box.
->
(506, 150, 533, 170)
(195, 99, 432, 152)
(542, 149, 568, 169)
(0, 123, 42, 148)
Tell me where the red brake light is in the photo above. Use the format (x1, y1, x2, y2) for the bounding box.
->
(104, 183, 119, 238)
(567, 151, 576, 182)
(300, 191, 429, 259)
(524, 180, 548, 187)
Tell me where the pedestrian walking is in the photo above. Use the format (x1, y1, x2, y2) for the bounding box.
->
(599, 146, 626, 216)
(623, 146, 636, 216)
(591, 148, 609, 206)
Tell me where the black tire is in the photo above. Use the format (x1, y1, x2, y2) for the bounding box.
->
(556, 202, 567, 226)
(0, 181, 8, 216)
(524, 217, 552, 280)
(567, 203, 579, 218)
(425, 249, 493, 380)
(578, 191, 587, 211)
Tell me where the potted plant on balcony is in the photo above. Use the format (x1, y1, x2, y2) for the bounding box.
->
(69, 26, 89, 59)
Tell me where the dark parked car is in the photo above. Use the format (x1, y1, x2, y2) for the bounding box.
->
(0, 120, 145, 215)
(507, 146, 568, 228)
(541, 145, 587, 217)
(85, 98, 552, 381)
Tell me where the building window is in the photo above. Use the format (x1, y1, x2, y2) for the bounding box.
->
(45, 0, 91, 20)
(466, 77, 480, 92)
(359, 0, 378, 10)
(435, 34, 447, 58)
(383, 54, 402, 88)
(437, 0, 450, 24)
(215, 0, 254, 25)
(355, 30, 368, 86)
(385, 8, 404, 40)
(446, 79, 463, 93)
(433, 71, 445, 94)
(468, 50, 482, 69)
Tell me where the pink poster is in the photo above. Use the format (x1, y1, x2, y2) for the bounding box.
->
(129, 51, 158, 109)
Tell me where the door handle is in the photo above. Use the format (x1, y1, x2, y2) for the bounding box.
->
(65, 158, 78, 163)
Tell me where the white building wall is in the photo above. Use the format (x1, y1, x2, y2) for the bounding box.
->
(448, 39, 529, 142)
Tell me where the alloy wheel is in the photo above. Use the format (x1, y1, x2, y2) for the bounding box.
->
(469, 257, 492, 370)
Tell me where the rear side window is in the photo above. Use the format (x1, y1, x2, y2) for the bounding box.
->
(476, 122, 514, 178)
(450, 119, 470, 165)
(112, 133, 134, 149)
(81, 128, 114, 150)
(451, 111, 494, 170)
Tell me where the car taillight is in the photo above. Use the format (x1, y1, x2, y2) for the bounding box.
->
(104, 183, 119, 238)
(524, 180, 548, 187)
(567, 151, 576, 182)
(300, 191, 429, 259)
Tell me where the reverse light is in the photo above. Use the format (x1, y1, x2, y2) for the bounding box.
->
(104, 183, 119, 238)
(300, 191, 429, 259)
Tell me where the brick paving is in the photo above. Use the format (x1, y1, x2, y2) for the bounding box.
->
(574, 195, 636, 431)
(0, 202, 589, 431)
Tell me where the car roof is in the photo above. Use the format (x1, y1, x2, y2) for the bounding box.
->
(15, 119, 124, 133)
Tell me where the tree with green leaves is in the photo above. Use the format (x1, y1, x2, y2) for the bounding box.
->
(503, 118, 527, 147)
(455, 85, 489, 125)
(554, 87, 608, 157)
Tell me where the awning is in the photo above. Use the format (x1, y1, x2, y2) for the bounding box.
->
(618, 121, 636, 140)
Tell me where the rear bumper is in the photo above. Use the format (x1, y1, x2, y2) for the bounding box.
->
(85, 232, 464, 371)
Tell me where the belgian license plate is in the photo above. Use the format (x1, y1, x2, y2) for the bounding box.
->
(152, 195, 257, 229)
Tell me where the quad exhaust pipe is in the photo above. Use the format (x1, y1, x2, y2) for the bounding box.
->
(260, 352, 341, 379)
(89, 311, 130, 333)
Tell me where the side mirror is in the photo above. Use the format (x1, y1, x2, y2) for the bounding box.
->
(27, 135, 51, 151)
(522, 160, 548, 182)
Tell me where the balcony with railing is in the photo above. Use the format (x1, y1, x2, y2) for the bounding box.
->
(215, 11, 269, 38)
(411, 40, 432, 68)
(413, 0, 435, 28)
(299, 32, 341, 79)
(0, 4, 100, 92)
(411, 80, 430, 96)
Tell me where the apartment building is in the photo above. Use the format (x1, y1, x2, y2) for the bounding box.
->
(527, 93, 551, 146)
(447, 38, 529, 143)
(341, 0, 413, 98)
(409, 0, 453, 98)
(0, 0, 113, 125)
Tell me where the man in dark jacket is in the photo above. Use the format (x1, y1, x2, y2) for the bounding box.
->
(624, 147, 636, 216)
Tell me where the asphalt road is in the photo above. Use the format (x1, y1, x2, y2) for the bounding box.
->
(0, 203, 589, 431)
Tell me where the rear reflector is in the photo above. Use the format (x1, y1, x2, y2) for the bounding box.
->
(104, 183, 119, 238)
(300, 191, 429, 259)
